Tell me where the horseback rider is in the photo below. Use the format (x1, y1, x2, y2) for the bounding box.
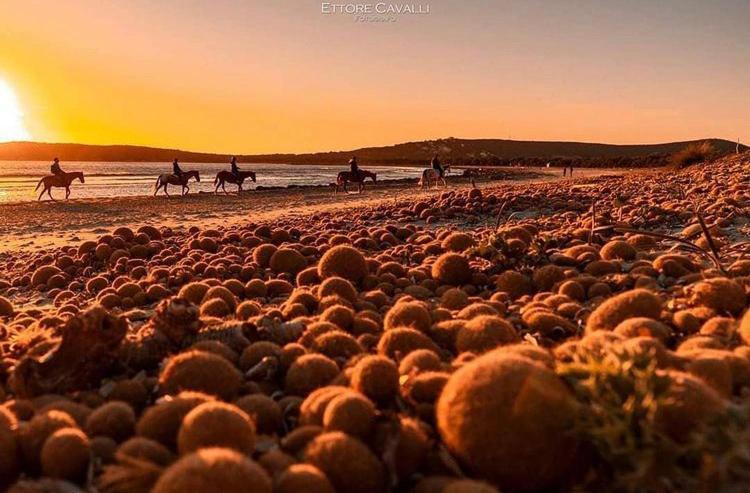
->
(349, 156, 359, 180)
(172, 158, 183, 179)
(230, 156, 240, 177)
(431, 154, 444, 178)
(50, 157, 64, 176)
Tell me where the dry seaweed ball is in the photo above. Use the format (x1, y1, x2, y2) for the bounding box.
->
(319, 277, 358, 304)
(377, 328, 440, 361)
(257, 448, 296, 477)
(253, 243, 278, 268)
(0, 413, 20, 487)
(85, 401, 135, 442)
(178, 282, 211, 305)
(524, 311, 576, 338)
(437, 353, 579, 492)
(456, 315, 518, 354)
(318, 245, 368, 283)
(236, 300, 262, 319)
(0, 296, 14, 317)
(384, 301, 432, 332)
(399, 349, 443, 375)
(313, 331, 363, 360)
(494, 270, 533, 300)
(240, 342, 282, 372)
(532, 265, 565, 292)
(200, 298, 232, 318)
(275, 464, 335, 493)
(322, 392, 375, 438)
(19, 410, 78, 472)
(234, 395, 283, 435)
(600, 240, 637, 261)
(177, 402, 256, 455)
(689, 277, 746, 316)
(585, 289, 662, 333)
(285, 354, 340, 396)
(441, 232, 476, 252)
(269, 248, 307, 275)
(320, 305, 355, 330)
(558, 280, 586, 302)
(441, 288, 469, 310)
(654, 370, 727, 441)
(117, 437, 175, 466)
(152, 447, 272, 493)
(136, 392, 214, 449)
(431, 253, 471, 286)
(351, 355, 399, 403)
(304, 432, 386, 493)
(40, 428, 90, 482)
(202, 286, 238, 312)
(404, 371, 450, 404)
(159, 350, 242, 400)
(613, 317, 672, 342)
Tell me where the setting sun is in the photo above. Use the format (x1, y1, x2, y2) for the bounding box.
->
(0, 78, 29, 142)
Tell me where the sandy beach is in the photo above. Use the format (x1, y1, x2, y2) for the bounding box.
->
(0, 167, 628, 252)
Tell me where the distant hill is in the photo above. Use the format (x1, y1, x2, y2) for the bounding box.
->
(0, 138, 744, 167)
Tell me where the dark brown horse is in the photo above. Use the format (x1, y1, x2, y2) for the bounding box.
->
(35, 171, 85, 201)
(334, 169, 377, 194)
(154, 170, 201, 196)
(213, 170, 257, 194)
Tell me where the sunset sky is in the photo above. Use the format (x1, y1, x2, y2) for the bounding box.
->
(0, 0, 748, 153)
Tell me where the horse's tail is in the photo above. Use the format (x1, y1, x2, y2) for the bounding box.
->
(35, 177, 45, 191)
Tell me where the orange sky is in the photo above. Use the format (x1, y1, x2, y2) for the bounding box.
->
(0, 0, 748, 153)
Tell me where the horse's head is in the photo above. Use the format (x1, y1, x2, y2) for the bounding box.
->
(370, 172, 377, 183)
(251, 171, 257, 182)
(78, 172, 85, 183)
(194, 171, 201, 182)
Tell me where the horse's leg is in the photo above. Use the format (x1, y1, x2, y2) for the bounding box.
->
(222, 182, 228, 194)
(47, 187, 55, 201)
(65, 187, 70, 200)
(164, 185, 170, 197)
(38, 187, 45, 201)
(183, 185, 189, 196)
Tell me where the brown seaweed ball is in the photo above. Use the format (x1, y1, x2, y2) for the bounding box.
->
(297, 267, 321, 286)
(437, 353, 579, 492)
(244, 279, 268, 298)
(689, 277, 746, 316)
(739, 310, 750, 346)
(152, 447, 271, 493)
(319, 277, 358, 304)
(0, 296, 14, 317)
(235, 394, 282, 435)
(275, 464, 335, 493)
(201, 297, 232, 318)
(532, 265, 565, 292)
(90, 436, 117, 465)
(160, 351, 242, 401)
(86, 401, 135, 442)
(299, 387, 352, 426)
(431, 253, 471, 286)
(558, 280, 586, 302)
(178, 281, 211, 305)
(351, 355, 399, 403)
(20, 410, 77, 472)
(685, 353, 733, 397)
(440, 288, 469, 310)
(377, 328, 440, 361)
(654, 370, 727, 441)
(318, 245, 368, 283)
(613, 317, 672, 342)
(269, 248, 307, 275)
(495, 270, 533, 300)
(313, 331, 363, 360)
(108, 379, 149, 410)
(257, 448, 295, 477)
(600, 240, 637, 261)
(177, 402, 256, 455)
(117, 437, 175, 466)
(191, 340, 239, 365)
(38, 400, 91, 428)
(304, 432, 385, 493)
(285, 354, 340, 396)
(399, 349, 443, 375)
(236, 300, 262, 319)
(253, 243, 278, 268)
(240, 341, 282, 372)
(40, 428, 90, 482)
(585, 289, 662, 333)
(136, 392, 214, 449)
(320, 305, 354, 330)
(404, 371, 449, 404)
(523, 311, 576, 339)
(384, 301, 432, 332)
(0, 410, 19, 487)
(323, 392, 375, 437)
(202, 286, 238, 312)
(441, 232, 476, 252)
(455, 315, 518, 354)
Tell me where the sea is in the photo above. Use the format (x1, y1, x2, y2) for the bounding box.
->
(0, 161, 421, 202)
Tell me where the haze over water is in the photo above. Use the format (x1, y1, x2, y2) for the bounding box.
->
(0, 162, 420, 203)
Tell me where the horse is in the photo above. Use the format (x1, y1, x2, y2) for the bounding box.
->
(419, 165, 451, 189)
(154, 170, 201, 197)
(213, 170, 257, 194)
(334, 169, 377, 194)
(35, 172, 85, 201)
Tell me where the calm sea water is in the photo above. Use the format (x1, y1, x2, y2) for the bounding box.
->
(0, 161, 421, 202)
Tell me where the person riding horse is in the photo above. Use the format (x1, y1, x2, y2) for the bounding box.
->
(173, 158, 183, 179)
(431, 154, 444, 179)
(349, 156, 359, 180)
(230, 156, 241, 177)
(51, 158, 64, 176)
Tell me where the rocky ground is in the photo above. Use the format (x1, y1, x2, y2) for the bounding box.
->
(1, 152, 750, 493)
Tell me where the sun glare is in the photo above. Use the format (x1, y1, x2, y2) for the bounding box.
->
(0, 78, 30, 142)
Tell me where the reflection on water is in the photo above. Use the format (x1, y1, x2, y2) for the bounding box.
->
(0, 161, 422, 202)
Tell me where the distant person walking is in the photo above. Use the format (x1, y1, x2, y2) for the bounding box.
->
(349, 156, 359, 179)
(172, 158, 183, 178)
(230, 156, 241, 177)
(50, 157, 64, 176)
(431, 153, 445, 179)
